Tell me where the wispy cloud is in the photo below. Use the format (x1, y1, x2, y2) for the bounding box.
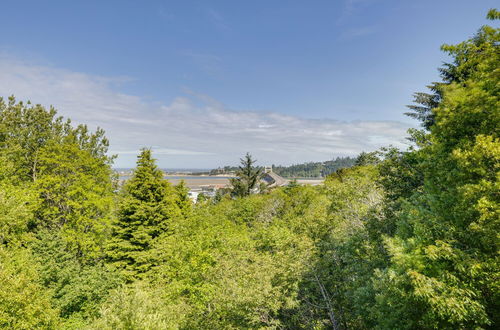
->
(0, 54, 412, 167)
(338, 0, 377, 24)
(205, 7, 230, 31)
(339, 25, 378, 40)
(337, 0, 380, 40)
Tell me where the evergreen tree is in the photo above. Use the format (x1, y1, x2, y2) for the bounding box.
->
(375, 10, 500, 328)
(106, 149, 181, 281)
(354, 151, 380, 166)
(230, 153, 264, 197)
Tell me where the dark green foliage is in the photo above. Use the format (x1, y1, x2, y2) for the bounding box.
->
(230, 152, 264, 197)
(487, 8, 500, 19)
(372, 12, 500, 329)
(273, 156, 356, 178)
(354, 151, 380, 166)
(404, 83, 442, 130)
(30, 230, 120, 323)
(106, 148, 182, 280)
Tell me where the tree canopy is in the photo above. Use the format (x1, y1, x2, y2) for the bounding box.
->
(0, 9, 498, 330)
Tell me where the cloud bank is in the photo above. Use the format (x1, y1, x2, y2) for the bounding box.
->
(0, 55, 412, 168)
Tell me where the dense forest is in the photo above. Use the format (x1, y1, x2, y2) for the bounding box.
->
(272, 157, 356, 178)
(0, 10, 498, 330)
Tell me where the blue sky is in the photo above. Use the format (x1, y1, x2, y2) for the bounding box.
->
(0, 0, 497, 167)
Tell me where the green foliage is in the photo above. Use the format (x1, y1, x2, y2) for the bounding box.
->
(0, 96, 119, 328)
(0, 247, 60, 329)
(106, 148, 182, 281)
(34, 141, 115, 259)
(373, 12, 500, 329)
(354, 151, 380, 166)
(405, 83, 442, 130)
(286, 166, 385, 329)
(0, 9, 498, 329)
(30, 230, 121, 323)
(0, 182, 36, 246)
(88, 282, 188, 330)
(0, 96, 115, 260)
(213, 157, 356, 178)
(149, 189, 316, 328)
(230, 152, 264, 197)
(0, 96, 112, 183)
(487, 8, 500, 20)
(174, 180, 192, 217)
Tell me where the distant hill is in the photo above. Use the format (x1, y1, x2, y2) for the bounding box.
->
(272, 157, 356, 178)
(211, 157, 356, 178)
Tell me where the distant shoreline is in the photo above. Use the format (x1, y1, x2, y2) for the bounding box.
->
(116, 172, 326, 180)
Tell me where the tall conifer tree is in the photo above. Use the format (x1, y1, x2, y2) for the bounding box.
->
(107, 149, 181, 280)
(230, 153, 264, 197)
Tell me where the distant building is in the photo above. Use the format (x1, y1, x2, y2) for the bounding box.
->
(188, 190, 201, 202)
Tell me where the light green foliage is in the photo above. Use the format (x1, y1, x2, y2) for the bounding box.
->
(0, 96, 63, 182)
(288, 166, 385, 329)
(35, 142, 114, 258)
(0, 96, 115, 258)
(0, 96, 119, 327)
(88, 282, 188, 330)
(0, 182, 35, 245)
(149, 189, 318, 328)
(0, 247, 60, 329)
(0, 96, 112, 183)
(107, 149, 182, 281)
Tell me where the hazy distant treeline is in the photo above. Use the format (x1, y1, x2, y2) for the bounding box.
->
(210, 157, 356, 178)
(272, 157, 356, 178)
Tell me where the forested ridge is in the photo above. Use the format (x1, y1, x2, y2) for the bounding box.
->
(212, 157, 356, 178)
(0, 10, 498, 329)
(272, 157, 356, 178)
